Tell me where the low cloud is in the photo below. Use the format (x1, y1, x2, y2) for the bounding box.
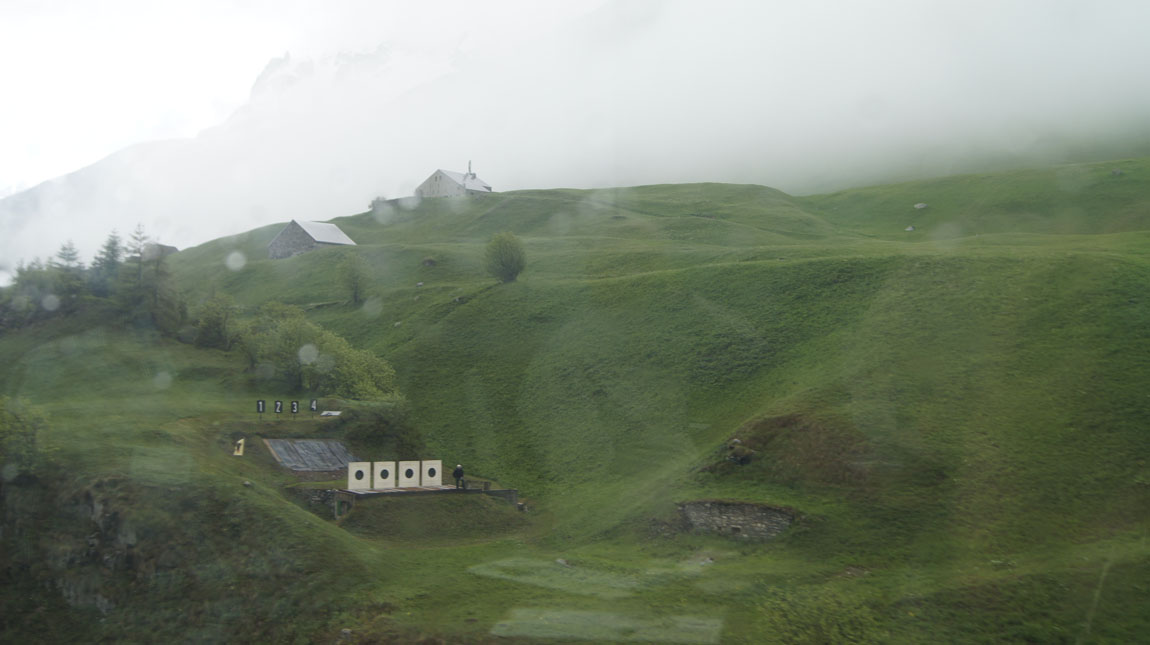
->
(4, 0, 1150, 267)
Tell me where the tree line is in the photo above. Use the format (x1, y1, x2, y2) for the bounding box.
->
(196, 298, 399, 401)
(1, 228, 398, 402)
(0, 224, 181, 333)
(0, 227, 529, 400)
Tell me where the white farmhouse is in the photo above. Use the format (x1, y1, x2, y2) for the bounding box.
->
(414, 164, 493, 198)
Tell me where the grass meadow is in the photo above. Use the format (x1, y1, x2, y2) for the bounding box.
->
(2, 157, 1149, 642)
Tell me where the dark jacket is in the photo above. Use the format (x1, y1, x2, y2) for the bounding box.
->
(453, 466, 464, 480)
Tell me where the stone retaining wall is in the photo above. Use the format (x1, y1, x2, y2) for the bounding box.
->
(291, 488, 337, 517)
(678, 500, 794, 540)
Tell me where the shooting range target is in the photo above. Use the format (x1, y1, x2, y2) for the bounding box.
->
(421, 460, 442, 487)
(398, 460, 420, 488)
(373, 461, 396, 489)
(347, 462, 371, 490)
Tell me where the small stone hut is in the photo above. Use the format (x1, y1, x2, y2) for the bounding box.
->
(267, 220, 356, 259)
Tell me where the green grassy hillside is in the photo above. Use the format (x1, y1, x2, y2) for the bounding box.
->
(4, 157, 1150, 642)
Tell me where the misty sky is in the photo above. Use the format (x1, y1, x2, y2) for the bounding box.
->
(2, 0, 1150, 274)
(0, 0, 599, 196)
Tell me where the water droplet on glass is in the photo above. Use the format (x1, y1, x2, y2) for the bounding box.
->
(226, 251, 247, 271)
(361, 297, 383, 318)
(255, 362, 276, 380)
(298, 344, 319, 364)
(397, 195, 422, 211)
(153, 371, 172, 390)
(372, 200, 396, 224)
(41, 294, 60, 311)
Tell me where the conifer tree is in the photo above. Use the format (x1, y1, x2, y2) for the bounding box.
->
(50, 240, 85, 306)
(127, 223, 148, 285)
(52, 240, 84, 271)
(91, 230, 123, 296)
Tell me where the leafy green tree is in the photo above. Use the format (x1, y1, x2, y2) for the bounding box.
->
(12, 259, 53, 304)
(0, 396, 48, 480)
(235, 302, 398, 399)
(195, 294, 237, 349)
(0, 258, 63, 326)
(485, 232, 526, 283)
(308, 332, 397, 399)
(235, 302, 304, 369)
(335, 400, 420, 457)
(338, 253, 371, 305)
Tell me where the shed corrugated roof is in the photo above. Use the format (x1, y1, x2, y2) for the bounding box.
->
(439, 169, 492, 192)
(294, 220, 356, 245)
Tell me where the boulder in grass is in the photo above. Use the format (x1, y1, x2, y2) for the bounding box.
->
(914, 203, 928, 209)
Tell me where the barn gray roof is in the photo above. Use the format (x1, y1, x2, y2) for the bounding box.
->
(439, 169, 492, 192)
(294, 220, 356, 245)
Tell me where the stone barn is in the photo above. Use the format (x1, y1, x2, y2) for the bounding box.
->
(414, 165, 493, 198)
(267, 220, 356, 259)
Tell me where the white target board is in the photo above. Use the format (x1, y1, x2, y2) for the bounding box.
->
(398, 461, 421, 488)
(421, 460, 442, 487)
(373, 461, 396, 489)
(347, 462, 371, 490)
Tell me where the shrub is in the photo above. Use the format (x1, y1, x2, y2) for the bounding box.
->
(484, 232, 526, 283)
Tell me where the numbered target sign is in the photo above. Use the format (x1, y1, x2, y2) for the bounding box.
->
(291, 401, 299, 414)
(257, 400, 266, 413)
(274, 400, 283, 414)
(310, 399, 318, 412)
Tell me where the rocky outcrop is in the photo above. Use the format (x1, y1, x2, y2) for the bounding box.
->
(678, 500, 795, 540)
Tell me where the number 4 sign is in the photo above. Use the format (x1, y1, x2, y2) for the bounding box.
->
(310, 399, 318, 412)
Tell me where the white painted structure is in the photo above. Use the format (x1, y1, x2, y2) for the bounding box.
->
(373, 461, 396, 489)
(398, 461, 421, 487)
(414, 165, 493, 199)
(347, 462, 371, 490)
(421, 460, 442, 487)
(348, 458, 446, 489)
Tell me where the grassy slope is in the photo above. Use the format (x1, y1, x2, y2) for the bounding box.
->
(4, 157, 1150, 642)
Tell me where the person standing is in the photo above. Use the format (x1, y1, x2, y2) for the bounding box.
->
(453, 464, 465, 489)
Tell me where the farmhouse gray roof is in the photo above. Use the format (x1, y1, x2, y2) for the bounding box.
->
(439, 169, 492, 192)
(293, 220, 356, 245)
